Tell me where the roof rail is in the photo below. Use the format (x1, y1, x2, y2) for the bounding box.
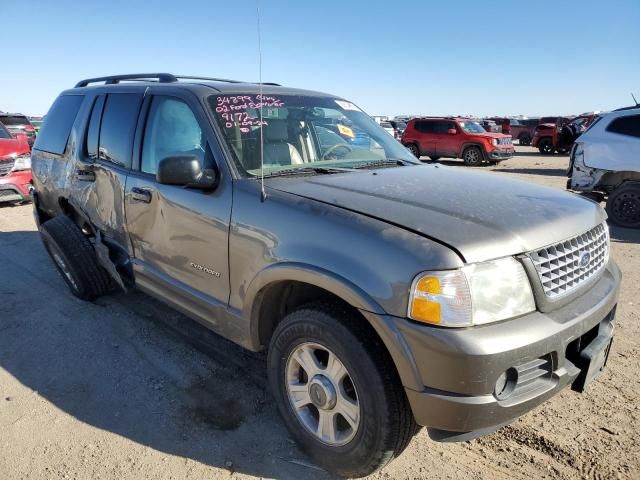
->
(75, 73, 178, 88)
(175, 75, 281, 86)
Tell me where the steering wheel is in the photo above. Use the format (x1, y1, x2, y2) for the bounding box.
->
(322, 143, 353, 160)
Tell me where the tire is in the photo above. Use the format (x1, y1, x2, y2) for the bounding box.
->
(538, 138, 554, 155)
(268, 302, 418, 478)
(462, 146, 483, 166)
(429, 156, 441, 161)
(40, 215, 111, 300)
(405, 143, 420, 158)
(519, 134, 531, 146)
(606, 183, 640, 229)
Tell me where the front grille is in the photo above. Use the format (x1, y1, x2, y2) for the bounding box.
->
(498, 137, 512, 145)
(528, 223, 609, 299)
(0, 159, 15, 176)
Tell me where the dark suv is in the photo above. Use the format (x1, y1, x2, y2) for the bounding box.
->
(32, 74, 620, 478)
(0, 113, 36, 146)
(401, 117, 514, 165)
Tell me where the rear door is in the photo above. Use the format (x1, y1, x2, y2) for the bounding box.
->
(435, 120, 459, 156)
(124, 88, 232, 314)
(76, 90, 144, 249)
(414, 121, 437, 155)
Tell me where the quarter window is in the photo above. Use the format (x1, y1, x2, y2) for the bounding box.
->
(98, 93, 143, 168)
(141, 97, 205, 175)
(33, 95, 84, 155)
(606, 115, 640, 138)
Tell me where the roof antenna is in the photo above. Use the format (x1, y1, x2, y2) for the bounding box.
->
(256, 0, 267, 202)
(632, 92, 639, 107)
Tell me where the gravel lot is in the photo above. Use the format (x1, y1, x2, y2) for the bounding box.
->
(1, 147, 638, 480)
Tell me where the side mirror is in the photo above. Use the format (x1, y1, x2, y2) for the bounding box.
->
(156, 155, 218, 190)
(448, 128, 457, 135)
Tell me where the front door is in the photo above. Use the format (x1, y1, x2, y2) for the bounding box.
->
(124, 92, 232, 311)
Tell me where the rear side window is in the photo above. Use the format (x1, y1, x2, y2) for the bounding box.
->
(606, 115, 640, 138)
(414, 121, 435, 133)
(85, 95, 105, 160)
(34, 95, 84, 155)
(98, 93, 143, 168)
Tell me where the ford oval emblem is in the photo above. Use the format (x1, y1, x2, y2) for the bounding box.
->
(579, 252, 591, 268)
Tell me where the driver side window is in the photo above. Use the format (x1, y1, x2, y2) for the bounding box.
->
(141, 97, 205, 175)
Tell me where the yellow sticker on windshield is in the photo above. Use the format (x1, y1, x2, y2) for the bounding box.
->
(337, 124, 355, 138)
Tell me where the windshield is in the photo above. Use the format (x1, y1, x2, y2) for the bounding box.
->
(208, 94, 415, 176)
(459, 121, 486, 133)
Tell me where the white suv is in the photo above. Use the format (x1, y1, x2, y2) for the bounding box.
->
(568, 107, 640, 228)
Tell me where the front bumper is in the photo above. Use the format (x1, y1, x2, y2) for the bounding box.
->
(488, 147, 514, 160)
(390, 260, 620, 440)
(0, 170, 33, 203)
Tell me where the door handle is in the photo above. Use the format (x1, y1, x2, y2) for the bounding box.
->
(76, 169, 95, 182)
(131, 187, 152, 203)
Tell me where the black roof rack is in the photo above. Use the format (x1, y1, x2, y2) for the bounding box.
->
(75, 73, 178, 88)
(613, 105, 640, 112)
(75, 73, 281, 88)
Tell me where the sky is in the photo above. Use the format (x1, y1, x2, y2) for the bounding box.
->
(1, 0, 638, 118)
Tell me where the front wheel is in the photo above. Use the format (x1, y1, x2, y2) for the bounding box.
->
(268, 303, 417, 478)
(538, 138, 554, 155)
(606, 183, 640, 228)
(462, 146, 483, 166)
(519, 134, 531, 146)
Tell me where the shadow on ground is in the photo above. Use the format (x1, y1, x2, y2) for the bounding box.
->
(0, 230, 332, 479)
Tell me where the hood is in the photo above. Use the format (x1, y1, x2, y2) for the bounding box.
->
(0, 138, 29, 159)
(266, 165, 605, 263)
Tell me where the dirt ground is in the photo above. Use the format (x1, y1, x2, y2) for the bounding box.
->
(1, 146, 638, 480)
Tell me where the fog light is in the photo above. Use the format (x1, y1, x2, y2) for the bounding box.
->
(494, 368, 518, 400)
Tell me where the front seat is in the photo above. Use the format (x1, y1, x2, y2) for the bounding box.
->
(263, 120, 304, 166)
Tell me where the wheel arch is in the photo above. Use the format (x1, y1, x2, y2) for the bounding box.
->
(245, 263, 424, 391)
(459, 142, 487, 160)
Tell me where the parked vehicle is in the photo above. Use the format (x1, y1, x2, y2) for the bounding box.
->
(28, 116, 44, 132)
(568, 106, 640, 228)
(32, 73, 620, 478)
(490, 117, 538, 146)
(401, 117, 514, 165)
(0, 121, 33, 204)
(533, 114, 597, 154)
(389, 120, 407, 139)
(478, 119, 501, 133)
(380, 121, 395, 136)
(0, 113, 36, 146)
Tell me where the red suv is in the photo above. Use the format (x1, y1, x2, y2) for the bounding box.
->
(0, 121, 33, 204)
(401, 117, 514, 165)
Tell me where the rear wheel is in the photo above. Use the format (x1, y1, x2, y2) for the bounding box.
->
(538, 138, 554, 154)
(268, 303, 418, 478)
(40, 215, 111, 300)
(606, 183, 640, 228)
(405, 143, 420, 158)
(462, 146, 483, 166)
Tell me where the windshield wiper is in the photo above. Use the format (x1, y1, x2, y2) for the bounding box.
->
(261, 166, 356, 178)
(352, 158, 412, 170)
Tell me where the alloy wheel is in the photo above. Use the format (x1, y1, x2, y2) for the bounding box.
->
(286, 342, 360, 446)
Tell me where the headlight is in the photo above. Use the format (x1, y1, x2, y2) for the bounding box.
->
(11, 155, 31, 171)
(491, 138, 498, 146)
(408, 257, 535, 327)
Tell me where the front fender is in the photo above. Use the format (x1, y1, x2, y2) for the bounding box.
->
(244, 262, 424, 390)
